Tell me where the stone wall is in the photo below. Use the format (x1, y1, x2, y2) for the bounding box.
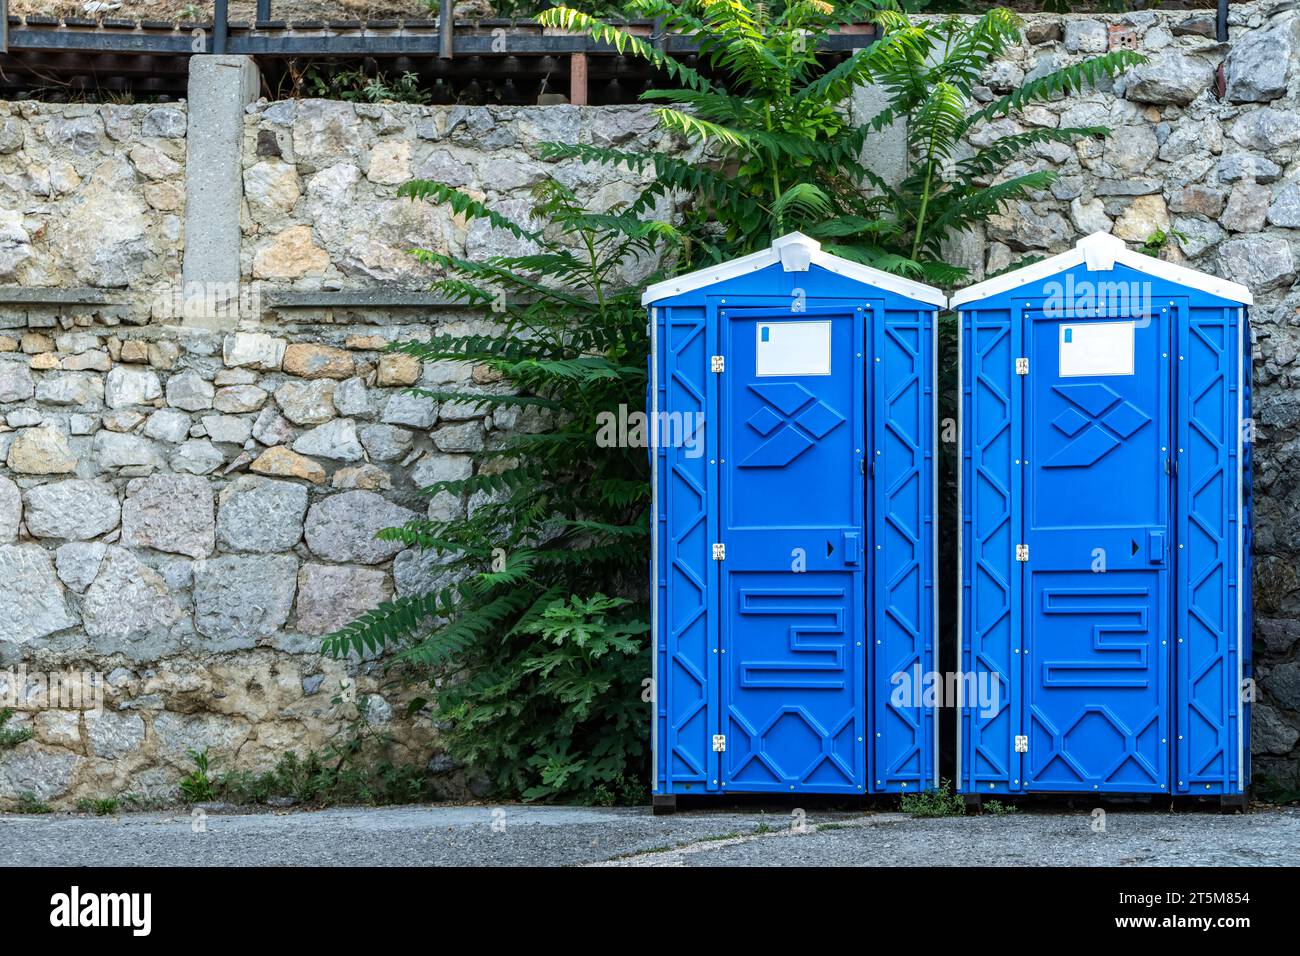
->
(943, 1, 1300, 777)
(0, 102, 184, 293)
(0, 97, 672, 807)
(3, 2, 1300, 806)
(238, 99, 675, 289)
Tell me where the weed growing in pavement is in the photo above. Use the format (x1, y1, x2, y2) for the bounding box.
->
(74, 798, 121, 816)
(15, 792, 54, 814)
(899, 779, 966, 818)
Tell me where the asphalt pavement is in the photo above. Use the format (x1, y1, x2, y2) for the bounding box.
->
(3, 803, 1297, 866)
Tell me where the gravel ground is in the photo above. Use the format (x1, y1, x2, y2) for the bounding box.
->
(2, 804, 1298, 867)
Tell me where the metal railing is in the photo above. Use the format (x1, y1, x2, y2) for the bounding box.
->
(0, 6, 881, 103)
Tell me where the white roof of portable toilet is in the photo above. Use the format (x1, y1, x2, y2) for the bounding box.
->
(641, 232, 949, 308)
(949, 231, 1253, 308)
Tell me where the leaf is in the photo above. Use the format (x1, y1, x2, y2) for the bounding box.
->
(319, 0, 1148, 807)
(966, 50, 1147, 125)
(399, 181, 540, 243)
(536, 7, 714, 94)
(652, 108, 752, 149)
(771, 182, 833, 226)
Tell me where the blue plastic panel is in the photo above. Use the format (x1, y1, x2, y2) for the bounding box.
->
(653, 303, 716, 794)
(1242, 311, 1253, 789)
(1021, 302, 1171, 793)
(961, 305, 1018, 794)
(960, 262, 1251, 796)
(1175, 304, 1247, 794)
(716, 304, 866, 793)
(651, 259, 938, 796)
(872, 305, 937, 792)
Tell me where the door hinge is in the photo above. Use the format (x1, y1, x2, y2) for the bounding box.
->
(1014, 735, 1028, 753)
(712, 542, 726, 561)
(1016, 543, 1029, 562)
(712, 734, 727, 753)
(1015, 357, 1029, 375)
(711, 355, 725, 373)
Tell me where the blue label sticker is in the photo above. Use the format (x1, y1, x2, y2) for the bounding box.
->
(760, 326, 770, 342)
(1064, 327, 1073, 343)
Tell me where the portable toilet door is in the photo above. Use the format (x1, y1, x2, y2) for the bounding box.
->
(644, 232, 944, 806)
(953, 231, 1253, 800)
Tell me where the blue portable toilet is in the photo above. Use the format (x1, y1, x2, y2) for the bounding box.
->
(644, 233, 944, 810)
(952, 231, 1253, 802)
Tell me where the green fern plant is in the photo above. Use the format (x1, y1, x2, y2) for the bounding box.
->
(538, 1, 1144, 283)
(899, 778, 966, 817)
(539, 0, 925, 261)
(324, 3, 1143, 803)
(178, 748, 216, 803)
(298, 65, 431, 104)
(75, 797, 122, 816)
(450, 594, 651, 801)
(0, 707, 33, 749)
(321, 178, 675, 802)
(16, 792, 53, 814)
(848, 8, 1143, 279)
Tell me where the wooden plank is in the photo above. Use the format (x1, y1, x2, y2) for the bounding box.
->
(570, 51, 588, 106)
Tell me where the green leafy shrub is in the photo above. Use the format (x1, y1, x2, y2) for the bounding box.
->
(294, 65, 431, 104)
(899, 779, 966, 817)
(16, 792, 54, 814)
(539, 1, 1143, 283)
(327, 1, 1142, 804)
(0, 708, 33, 749)
(178, 748, 216, 803)
(321, 180, 673, 802)
(74, 798, 121, 816)
(1256, 772, 1300, 806)
(440, 594, 651, 801)
(178, 691, 432, 807)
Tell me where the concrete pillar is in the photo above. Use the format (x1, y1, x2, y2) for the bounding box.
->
(181, 55, 260, 329)
(850, 82, 908, 189)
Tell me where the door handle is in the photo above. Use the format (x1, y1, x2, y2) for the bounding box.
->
(1146, 530, 1166, 565)
(842, 531, 860, 566)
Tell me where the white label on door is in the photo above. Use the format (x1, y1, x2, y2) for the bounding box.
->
(755, 321, 831, 376)
(1059, 321, 1135, 377)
